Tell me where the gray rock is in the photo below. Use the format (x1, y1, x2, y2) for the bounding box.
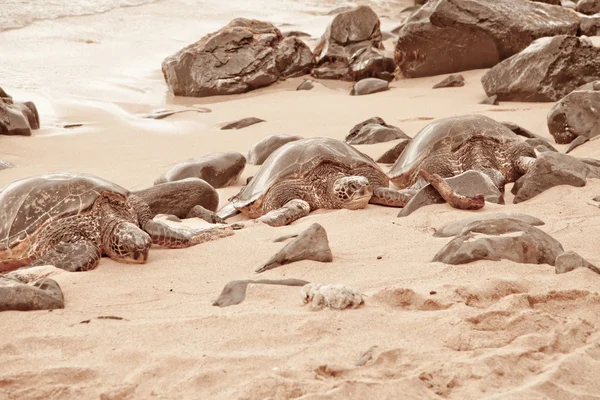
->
(350, 78, 389, 96)
(501, 121, 539, 139)
(555, 251, 600, 274)
(161, 18, 314, 97)
(347, 117, 387, 141)
(398, 170, 504, 217)
(221, 117, 265, 130)
(434, 213, 545, 237)
(346, 124, 410, 145)
(565, 136, 589, 153)
(312, 6, 395, 81)
(479, 95, 499, 105)
(154, 152, 246, 188)
(395, 0, 578, 78)
(562, 0, 578, 9)
(547, 87, 600, 144)
(432, 218, 565, 266)
(376, 139, 412, 163)
(256, 223, 333, 273)
(212, 278, 310, 307)
(579, 14, 600, 36)
(482, 35, 600, 102)
(512, 152, 600, 203)
(525, 138, 559, 153)
(0, 95, 40, 136)
(0, 277, 65, 312)
(296, 79, 314, 90)
(134, 178, 220, 217)
(186, 205, 226, 224)
(247, 134, 303, 165)
(432, 74, 465, 89)
(576, 0, 600, 14)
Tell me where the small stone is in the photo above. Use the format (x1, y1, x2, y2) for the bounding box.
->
(432, 74, 465, 89)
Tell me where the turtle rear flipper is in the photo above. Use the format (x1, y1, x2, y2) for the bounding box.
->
(30, 241, 101, 272)
(258, 199, 311, 227)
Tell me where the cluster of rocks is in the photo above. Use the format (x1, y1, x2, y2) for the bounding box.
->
(0, 87, 39, 137)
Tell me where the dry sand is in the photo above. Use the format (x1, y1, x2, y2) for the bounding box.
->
(2, 2, 600, 399)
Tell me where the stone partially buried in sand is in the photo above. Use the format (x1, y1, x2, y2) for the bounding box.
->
(350, 78, 389, 96)
(576, 0, 600, 14)
(134, 178, 219, 217)
(154, 152, 246, 188)
(433, 212, 545, 237)
(161, 18, 313, 97)
(579, 14, 600, 36)
(481, 35, 600, 102)
(555, 251, 600, 275)
(220, 117, 265, 130)
(247, 134, 304, 165)
(432, 74, 465, 89)
(1, 95, 40, 136)
(346, 124, 410, 145)
(0, 277, 64, 312)
(213, 278, 310, 307)
(547, 84, 600, 144)
(300, 283, 364, 310)
(394, 0, 578, 78)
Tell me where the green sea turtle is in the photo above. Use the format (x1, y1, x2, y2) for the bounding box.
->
(218, 137, 484, 226)
(0, 173, 229, 273)
(388, 114, 537, 192)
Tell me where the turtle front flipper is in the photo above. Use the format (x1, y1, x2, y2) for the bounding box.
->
(216, 202, 241, 220)
(370, 187, 418, 207)
(419, 170, 485, 210)
(258, 199, 311, 227)
(30, 241, 101, 272)
(142, 220, 233, 248)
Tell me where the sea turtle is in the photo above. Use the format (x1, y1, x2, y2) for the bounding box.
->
(0, 173, 227, 273)
(218, 137, 484, 226)
(388, 114, 537, 192)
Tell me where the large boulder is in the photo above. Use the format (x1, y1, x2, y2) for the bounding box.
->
(481, 35, 600, 102)
(547, 83, 600, 144)
(576, 0, 600, 14)
(312, 6, 395, 81)
(0, 89, 40, 136)
(394, 0, 579, 78)
(162, 18, 314, 97)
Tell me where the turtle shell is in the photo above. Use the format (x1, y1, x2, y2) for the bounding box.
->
(233, 137, 385, 209)
(0, 173, 129, 252)
(388, 114, 520, 188)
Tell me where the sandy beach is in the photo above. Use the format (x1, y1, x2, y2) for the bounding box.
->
(2, 0, 600, 399)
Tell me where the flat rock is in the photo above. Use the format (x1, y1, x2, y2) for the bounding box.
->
(5, 265, 65, 284)
(398, 170, 504, 217)
(394, 0, 578, 78)
(579, 14, 600, 36)
(512, 152, 600, 203)
(350, 78, 389, 96)
(432, 218, 565, 266)
(134, 178, 219, 217)
(346, 124, 410, 145)
(161, 18, 314, 97)
(481, 35, 600, 102)
(434, 213, 545, 237)
(376, 139, 412, 163)
(479, 95, 499, 105)
(256, 223, 333, 273)
(154, 152, 246, 188)
(247, 134, 304, 165)
(547, 87, 600, 144)
(220, 117, 265, 130)
(433, 74, 465, 88)
(576, 0, 600, 14)
(525, 138, 559, 153)
(312, 6, 395, 81)
(296, 79, 314, 90)
(0, 277, 65, 312)
(555, 251, 600, 274)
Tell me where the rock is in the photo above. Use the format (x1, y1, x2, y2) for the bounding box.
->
(326, 6, 354, 15)
(140, 108, 212, 120)
(247, 134, 304, 165)
(555, 251, 600, 274)
(565, 136, 589, 153)
(220, 117, 265, 130)
(376, 139, 412, 163)
(434, 213, 545, 237)
(154, 152, 246, 188)
(432, 218, 565, 266)
(576, 0, 600, 14)
(347, 124, 410, 145)
(134, 178, 219, 218)
(531, 0, 561, 4)
(525, 138, 559, 153)
(186, 205, 226, 224)
(512, 152, 600, 203)
(296, 79, 314, 90)
(350, 78, 389, 96)
(432, 74, 465, 89)
(213, 278, 310, 307)
(0, 277, 65, 312)
(500, 121, 539, 139)
(394, 0, 578, 78)
(312, 6, 395, 81)
(161, 18, 314, 97)
(579, 14, 600, 36)
(0, 96, 40, 136)
(346, 117, 405, 143)
(282, 30, 310, 38)
(547, 87, 600, 144)
(398, 170, 504, 217)
(256, 223, 333, 273)
(562, 0, 578, 8)
(479, 95, 499, 105)
(481, 35, 600, 102)
(300, 283, 364, 310)
(5, 265, 65, 284)
(0, 159, 14, 170)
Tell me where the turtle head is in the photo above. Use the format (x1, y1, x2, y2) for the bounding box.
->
(332, 176, 373, 209)
(105, 221, 151, 264)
